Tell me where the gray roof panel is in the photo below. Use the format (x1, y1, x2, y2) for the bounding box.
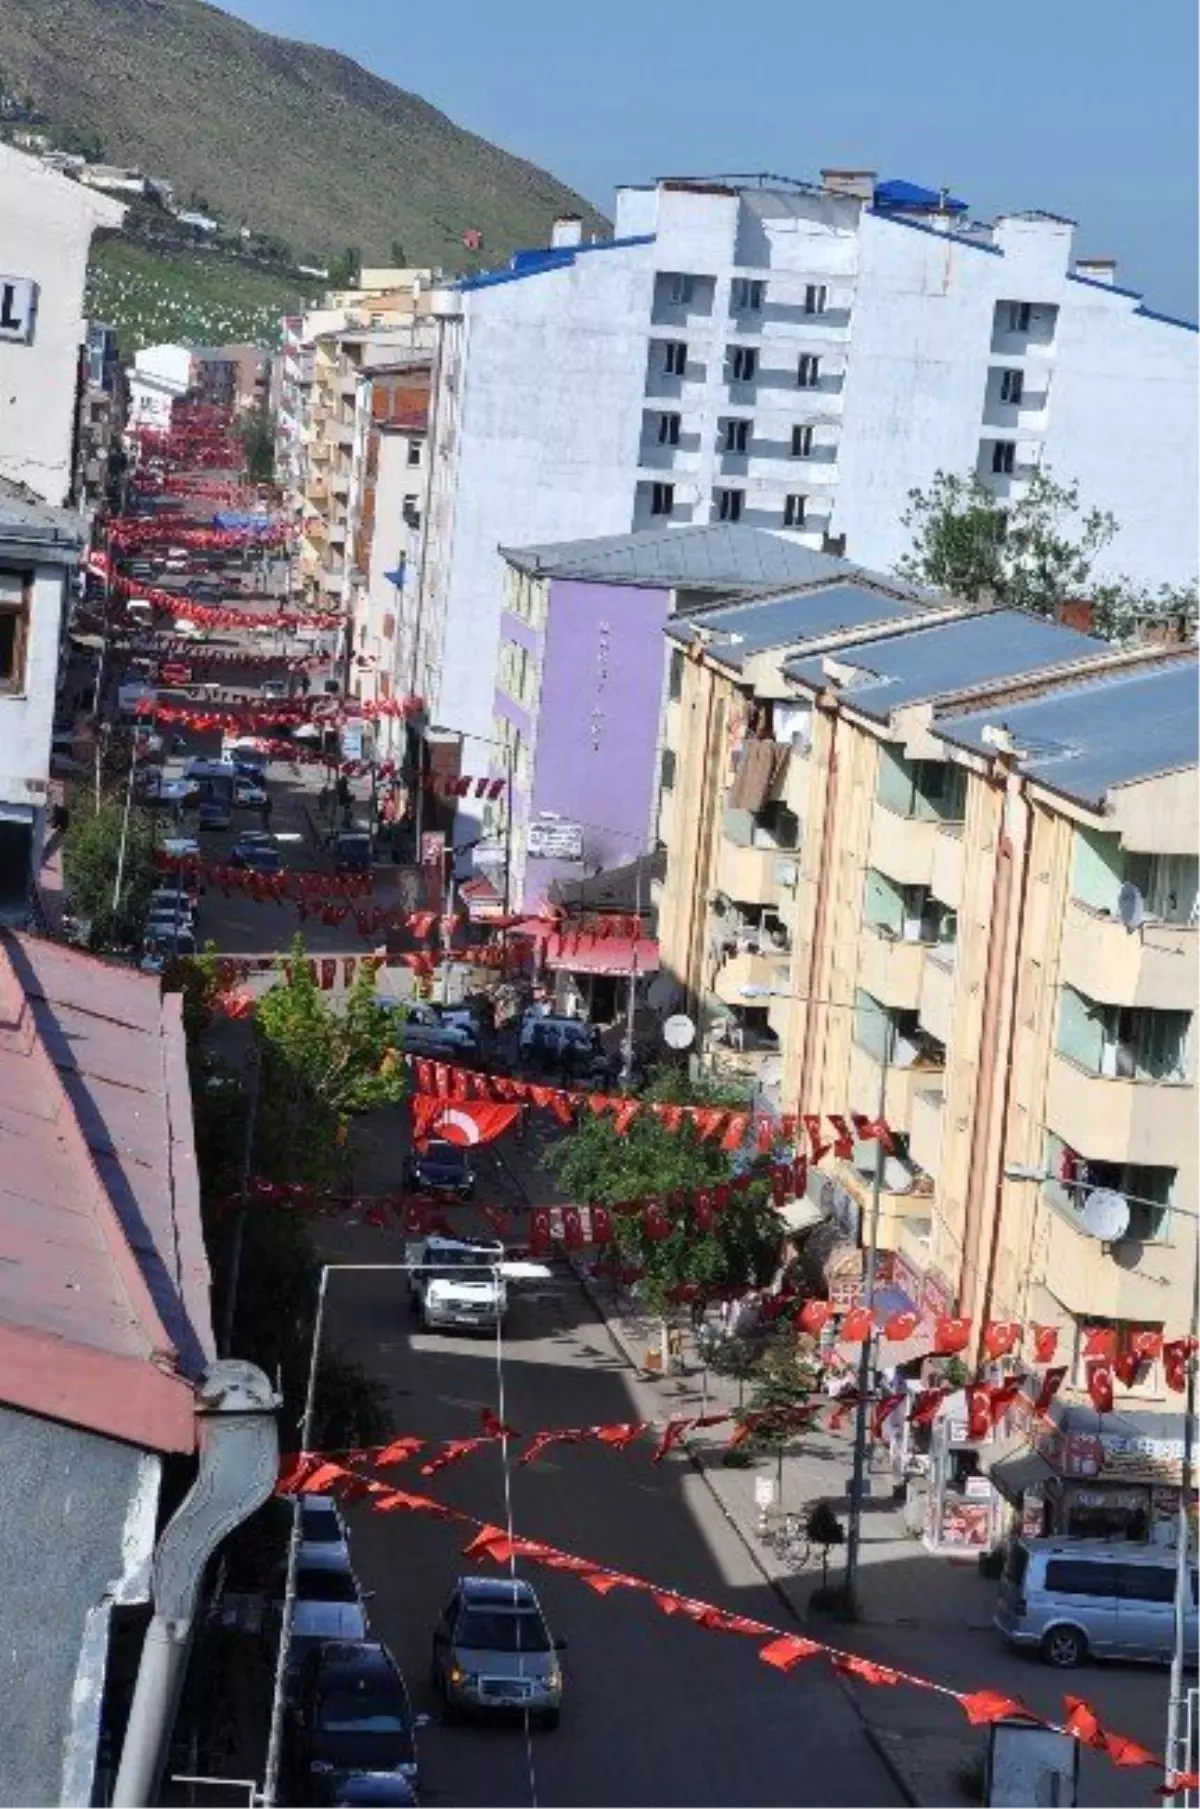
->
(501, 523, 862, 592)
(935, 657, 1198, 806)
(784, 610, 1103, 715)
(668, 583, 923, 667)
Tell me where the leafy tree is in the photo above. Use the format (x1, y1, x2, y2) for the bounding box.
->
(1090, 576, 1199, 646)
(62, 792, 160, 947)
(738, 1330, 820, 1494)
(390, 239, 407, 267)
(326, 246, 362, 288)
(253, 936, 405, 1186)
(806, 1499, 846, 1591)
(237, 402, 276, 482)
(896, 466, 1118, 618)
(543, 1069, 782, 1316)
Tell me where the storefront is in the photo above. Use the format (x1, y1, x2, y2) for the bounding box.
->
(991, 1402, 1193, 1547)
(922, 1394, 1005, 1554)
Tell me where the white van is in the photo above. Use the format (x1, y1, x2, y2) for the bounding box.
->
(126, 598, 155, 624)
(995, 1536, 1199, 1668)
(173, 619, 208, 642)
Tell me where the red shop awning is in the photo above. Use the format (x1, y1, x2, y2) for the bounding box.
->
(543, 934, 660, 976)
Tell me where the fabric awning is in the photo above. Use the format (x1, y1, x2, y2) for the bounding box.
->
(989, 1446, 1056, 1506)
(543, 935, 660, 977)
(775, 1198, 825, 1234)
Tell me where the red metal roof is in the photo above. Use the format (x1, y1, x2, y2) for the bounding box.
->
(0, 935, 209, 1453)
(542, 935, 660, 977)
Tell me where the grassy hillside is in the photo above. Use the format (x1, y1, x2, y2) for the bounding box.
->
(86, 234, 318, 352)
(0, 0, 606, 269)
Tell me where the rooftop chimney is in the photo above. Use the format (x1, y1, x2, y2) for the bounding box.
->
(820, 169, 877, 202)
(1074, 256, 1118, 285)
(551, 214, 584, 249)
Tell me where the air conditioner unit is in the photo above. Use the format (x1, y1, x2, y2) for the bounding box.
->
(773, 859, 798, 889)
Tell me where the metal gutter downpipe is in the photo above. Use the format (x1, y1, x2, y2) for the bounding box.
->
(111, 1362, 280, 1808)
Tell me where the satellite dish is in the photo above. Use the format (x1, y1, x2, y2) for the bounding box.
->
(1080, 1189, 1130, 1243)
(1117, 883, 1145, 934)
(646, 974, 681, 1013)
(663, 1013, 696, 1050)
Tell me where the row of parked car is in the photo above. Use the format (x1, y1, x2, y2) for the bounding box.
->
(275, 1498, 566, 1805)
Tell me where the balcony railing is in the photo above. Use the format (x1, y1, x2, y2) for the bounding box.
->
(1060, 897, 1197, 1010)
(1046, 1051, 1195, 1168)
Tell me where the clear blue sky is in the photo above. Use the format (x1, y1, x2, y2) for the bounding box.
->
(224, 0, 1197, 317)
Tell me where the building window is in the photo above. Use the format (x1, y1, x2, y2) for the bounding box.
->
(0, 569, 30, 693)
(992, 441, 1016, 475)
(783, 494, 807, 528)
(407, 440, 422, 465)
(660, 748, 677, 791)
(657, 412, 681, 446)
(797, 354, 821, 389)
(1057, 987, 1191, 1084)
(791, 424, 814, 458)
(731, 278, 764, 312)
(729, 346, 758, 383)
(1007, 301, 1032, 333)
(716, 488, 744, 522)
(999, 369, 1024, 405)
(650, 482, 675, 516)
(403, 493, 421, 526)
(804, 283, 828, 315)
(668, 646, 684, 700)
(668, 273, 695, 306)
(663, 341, 687, 377)
(722, 418, 750, 454)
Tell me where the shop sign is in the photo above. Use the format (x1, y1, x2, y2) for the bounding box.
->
(420, 830, 445, 868)
(919, 1265, 955, 1319)
(0, 276, 38, 346)
(527, 817, 583, 861)
(1036, 1427, 1186, 1485)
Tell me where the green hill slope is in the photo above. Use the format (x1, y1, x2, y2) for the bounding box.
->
(0, 0, 605, 269)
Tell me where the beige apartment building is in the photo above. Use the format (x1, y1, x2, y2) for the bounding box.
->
(658, 598, 1198, 1393)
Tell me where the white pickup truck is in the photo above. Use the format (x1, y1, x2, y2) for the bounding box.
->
(407, 1234, 507, 1333)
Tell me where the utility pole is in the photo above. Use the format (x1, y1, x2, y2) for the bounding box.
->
(1163, 1263, 1198, 1807)
(112, 1362, 279, 1808)
(620, 852, 644, 1087)
(843, 1030, 890, 1604)
(111, 716, 142, 925)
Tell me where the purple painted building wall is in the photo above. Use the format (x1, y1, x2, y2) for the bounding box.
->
(497, 578, 669, 911)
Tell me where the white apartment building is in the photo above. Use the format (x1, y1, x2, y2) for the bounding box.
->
(419, 173, 1198, 804)
(0, 144, 125, 504)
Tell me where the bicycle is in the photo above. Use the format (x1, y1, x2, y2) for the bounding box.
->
(759, 1511, 812, 1570)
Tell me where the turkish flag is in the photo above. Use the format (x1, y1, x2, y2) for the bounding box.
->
(960, 1689, 1029, 1726)
(797, 1299, 833, 1337)
(1086, 1359, 1115, 1414)
(644, 1201, 671, 1241)
(1130, 1329, 1163, 1362)
(839, 1306, 874, 1343)
(982, 1321, 1021, 1360)
(1033, 1366, 1067, 1416)
(693, 1190, 714, 1232)
(883, 1310, 920, 1342)
(529, 1208, 553, 1257)
(1063, 1697, 1106, 1750)
(964, 1385, 993, 1441)
(803, 1114, 831, 1162)
(1164, 1338, 1195, 1393)
(987, 1376, 1023, 1429)
(713, 1182, 731, 1213)
(1082, 1325, 1117, 1360)
(1114, 1351, 1145, 1388)
(589, 1205, 613, 1246)
(791, 1154, 808, 1197)
(910, 1387, 948, 1427)
(402, 1201, 428, 1236)
(770, 1165, 788, 1207)
(933, 1315, 971, 1355)
(561, 1207, 585, 1250)
(828, 1114, 854, 1158)
(430, 1102, 522, 1146)
(1030, 1323, 1059, 1363)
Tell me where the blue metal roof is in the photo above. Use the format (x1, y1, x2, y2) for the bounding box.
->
(459, 233, 656, 292)
(934, 658, 1198, 807)
(668, 582, 923, 668)
(783, 611, 1103, 716)
(874, 178, 967, 214)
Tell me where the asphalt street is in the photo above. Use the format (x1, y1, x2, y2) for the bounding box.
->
(308, 1194, 902, 1809)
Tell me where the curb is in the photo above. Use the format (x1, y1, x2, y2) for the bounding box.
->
(569, 1258, 920, 1806)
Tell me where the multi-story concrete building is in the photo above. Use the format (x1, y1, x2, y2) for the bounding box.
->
(0, 144, 124, 505)
(418, 175, 1197, 802)
(657, 596, 1197, 1405)
(74, 321, 126, 509)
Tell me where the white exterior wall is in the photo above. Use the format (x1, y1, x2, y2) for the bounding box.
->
(0, 557, 72, 884)
(421, 180, 1198, 812)
(361, 429, 424, 756)
(0, 146, 124, 505)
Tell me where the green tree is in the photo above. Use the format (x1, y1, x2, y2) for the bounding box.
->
(326, 246, 362, 288)
(237, 402, 276, 482)
(1090, 576, 1199, 646)
(253, 936, 405, 1186)
(62, 793, 160, 947)
(389, 239, 407, 267)
(738, 1330, 820, 1495)
(896, 466, 1118, 618)
(543, 1070, 782, 1316)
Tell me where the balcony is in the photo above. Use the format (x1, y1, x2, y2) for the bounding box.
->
(715, 840, 788, 909)
(918, 946, 955, 1045)
(1060, 897, 1198, 1010)
(909, 1087, 945, 1182)
(1040, 1192, 1194, 1324)
(1046, 1052, 1196, 1168)
(857, 925, 926, 1010)
(832, 1161, 936, 1253)
(847, 1041, 940, 1133)
(931, 823, 964, 911)
(711, 947, 791, 1008)
(869, 802, 937, 887)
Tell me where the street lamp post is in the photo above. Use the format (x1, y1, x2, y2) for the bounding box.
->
(1006, 1165, 1199, 1801)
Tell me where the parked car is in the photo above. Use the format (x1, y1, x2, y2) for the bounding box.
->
(288, 1641, 424, 1804)
(138, 774, 195, 806)
(295, 1495, 352, 1565)
(173, 619, 210, 642)
(333, 832, 372, 876)
(405, 1139, 475, 1201)
(197, 798, 233, 831)
(261, 679, 289, 700)
(396, 1020, 480, 1060)
(321, 1773, 416, 1807)
(430, 1576, 564, 1725)
(230, 831, 280, 872)
(407, 1234, 506, 1333)
(161, 835, 200, 862)
(234, 776, 269, 808)
(995, 1536, 1199, 1668)
(269, 1549, 369, 1663)
(140, 928, 196, 970)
